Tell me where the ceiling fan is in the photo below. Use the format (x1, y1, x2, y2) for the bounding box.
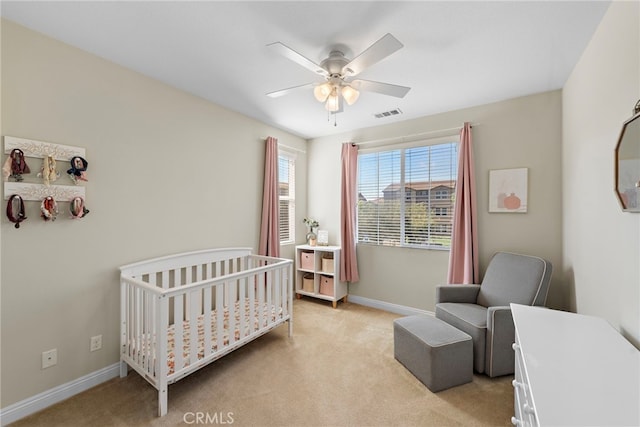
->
(266, 33, 411, 114)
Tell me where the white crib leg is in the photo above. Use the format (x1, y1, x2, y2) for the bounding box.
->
(158, 387, 168, 417)
(288, 318, 293, 337)
(120, 361, 128, 378)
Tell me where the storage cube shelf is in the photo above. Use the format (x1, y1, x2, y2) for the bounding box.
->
(295, 245, 347, 308)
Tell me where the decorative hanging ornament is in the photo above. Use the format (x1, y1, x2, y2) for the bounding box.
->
(69, 196, 90, 219)
(6, 194, 27, 228)
(40, 196, 58, 221)
(67, 156, 88, 184)
(37, 155, 60, 186)
(2, 149, 30, 182)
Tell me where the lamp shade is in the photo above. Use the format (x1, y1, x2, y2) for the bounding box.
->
(341, 85, 360, 105)
(325, 92, 340, 112)
(314, 83, 332, 102)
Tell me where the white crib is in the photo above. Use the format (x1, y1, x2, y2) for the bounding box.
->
(119, 247, 293, 416)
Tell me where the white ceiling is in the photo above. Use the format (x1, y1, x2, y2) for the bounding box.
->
(1, 1, 610, 139)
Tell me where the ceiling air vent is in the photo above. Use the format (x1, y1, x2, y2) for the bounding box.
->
(374, 108, 403, 119)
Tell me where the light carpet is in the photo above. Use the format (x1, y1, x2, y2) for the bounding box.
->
(10, 298, 514, 426)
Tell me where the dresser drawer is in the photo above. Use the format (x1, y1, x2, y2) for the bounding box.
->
(512, 341, 538, 427)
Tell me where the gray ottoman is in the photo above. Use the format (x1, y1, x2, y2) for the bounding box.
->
(394, 315, 472, 392)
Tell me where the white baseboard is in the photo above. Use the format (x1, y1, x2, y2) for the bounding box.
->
(348, 295, 434, 317)
(0, 362, 120, 426)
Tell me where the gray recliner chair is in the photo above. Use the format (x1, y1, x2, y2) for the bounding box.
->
(435, 252, 552, 377)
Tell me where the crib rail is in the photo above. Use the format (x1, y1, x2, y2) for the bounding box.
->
(119, 248, 293, 416)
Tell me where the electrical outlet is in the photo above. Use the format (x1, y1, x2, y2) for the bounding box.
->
(90, 335, 102, 352)
(42, 349, 57, 369)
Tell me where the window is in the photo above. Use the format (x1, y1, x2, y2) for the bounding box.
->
(435, 189, 449, 199)
(435, 207, 448, 216)
(278, 152, 295, 244)
(357, 139, 458, 249)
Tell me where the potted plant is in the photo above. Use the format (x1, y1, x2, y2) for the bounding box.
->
(303, 217, 319, 246)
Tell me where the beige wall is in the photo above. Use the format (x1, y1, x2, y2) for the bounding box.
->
(563, 1, 640, 347)
(0, 20, 307, 407)
(308, 91, 564, 312)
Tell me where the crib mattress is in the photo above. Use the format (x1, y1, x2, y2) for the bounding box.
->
(127, 298, 283, 375)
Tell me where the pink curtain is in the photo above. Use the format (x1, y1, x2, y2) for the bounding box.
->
(258, 136, 280, 257)
(447, 123, 479, 284)
(340, 143, 360, 283)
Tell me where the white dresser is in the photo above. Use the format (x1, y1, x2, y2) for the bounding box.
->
(511, 304, 640, 427)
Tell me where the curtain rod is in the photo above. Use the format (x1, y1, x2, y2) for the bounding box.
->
(262, 137, 307, 154)
(277, 143, 306, 154)
(352, 123, 480, 147)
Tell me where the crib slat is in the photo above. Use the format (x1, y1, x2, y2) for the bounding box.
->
(216, 284, 224, 351)
(174, 293, 184, 372)
(133, 287, 141, 367)
(248, 272, 256, 333)
(203, 286, 212, 357)
(151, 291, 158, 374)
(239, 276, 246, 338)
(183, 266, 190, 311)
(274, 268, 281, 321)
(223, 260, 230, 307)
(258, 270, 264, 330)
(185, 266, 199, 365)
(139, 289, 145, 368)
(144, 290, 152, 375)
(188, 290, 198, 366)
(161, 270, 169, 290)
(227, 280, 236, 345)
(266, 269, 272, 325)
(139, 289, 147, 369)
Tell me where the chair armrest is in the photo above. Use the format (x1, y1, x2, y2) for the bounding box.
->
(486, 306, 515, 377)
(435, 284, 481, 304)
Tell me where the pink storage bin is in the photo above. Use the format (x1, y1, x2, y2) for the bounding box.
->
(319, 275, 334, 296)
(300, 251, 314, 270)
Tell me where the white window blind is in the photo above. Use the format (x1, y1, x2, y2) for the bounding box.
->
(278, 152, 295, 244)
(357, 140, 458, 249)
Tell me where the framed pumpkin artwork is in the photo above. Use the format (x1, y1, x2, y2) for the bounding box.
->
(489, 168, 528, 213)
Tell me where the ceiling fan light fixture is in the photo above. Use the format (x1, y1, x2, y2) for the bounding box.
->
(325, 91, 340, 112)
(314, 83, 332, 102)
(341, 85, 360, 105)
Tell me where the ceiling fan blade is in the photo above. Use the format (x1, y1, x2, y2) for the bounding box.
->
(267, 42, 329, 77)
(342, 33, 403, 76)
(350, 79, 411, 98)
(266, 82, 315, 98)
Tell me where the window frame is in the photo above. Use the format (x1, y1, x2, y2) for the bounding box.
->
(356, 135, 459, 251)
(278, 150, 296, 245)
